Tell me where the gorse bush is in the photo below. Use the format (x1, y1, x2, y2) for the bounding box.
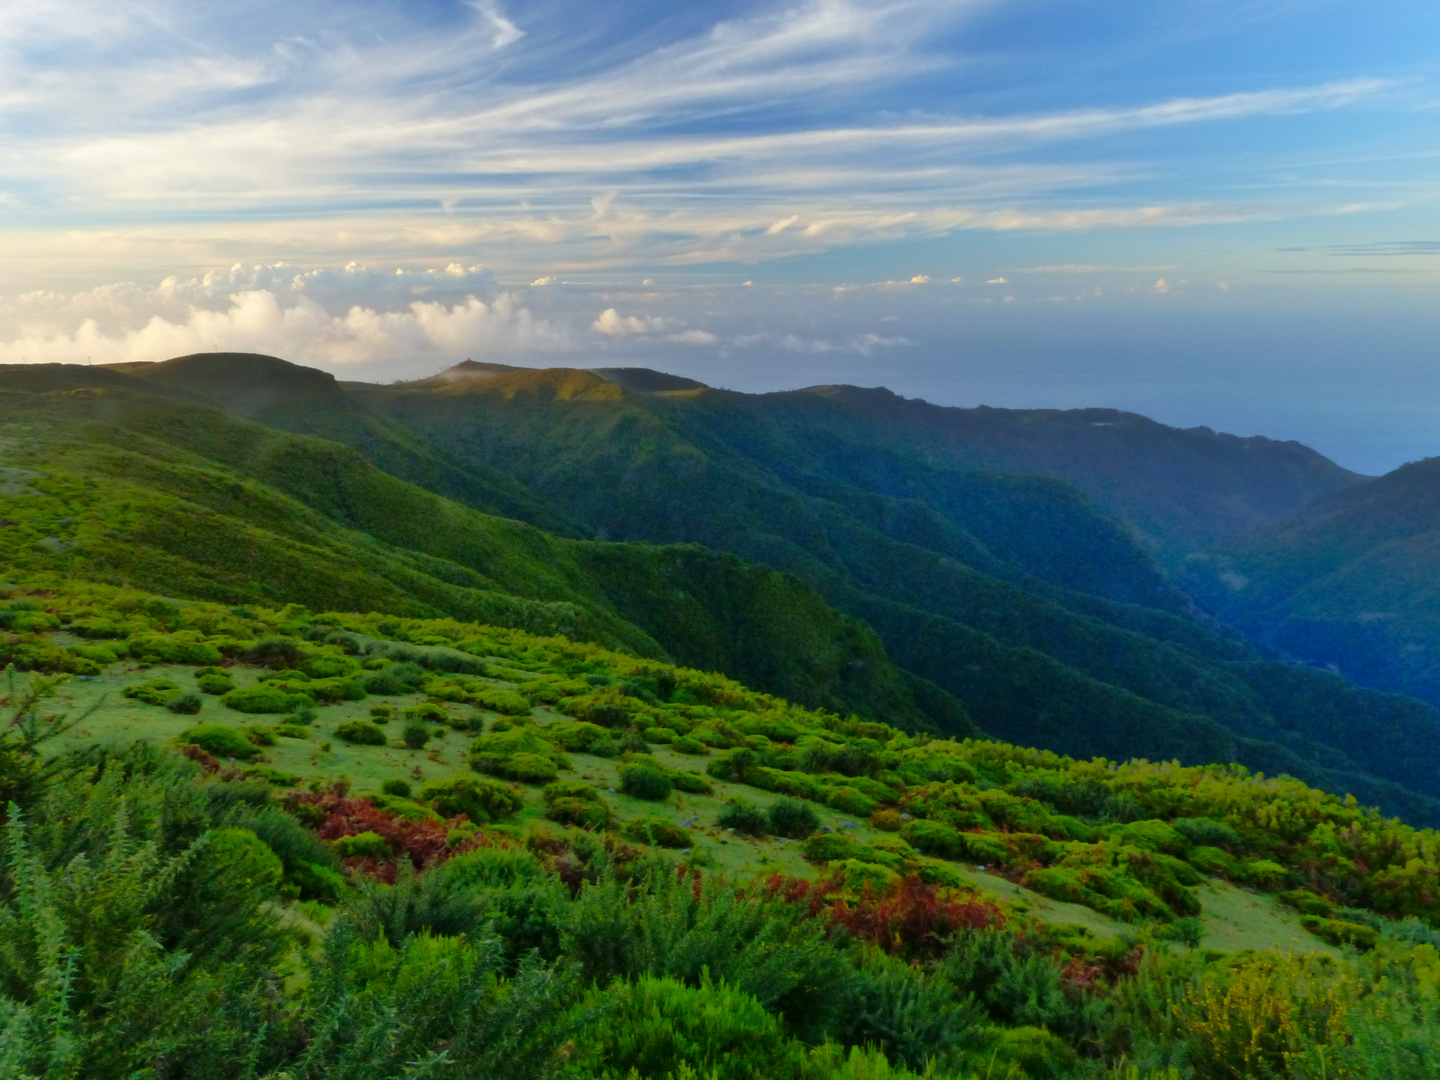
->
(335, 720, 388, 746)
(768, 797, 821, 838)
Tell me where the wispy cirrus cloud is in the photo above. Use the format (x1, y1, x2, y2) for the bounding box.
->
(0, 0, 1408, 286)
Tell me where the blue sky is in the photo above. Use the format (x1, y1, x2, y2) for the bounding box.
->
(1, 0, 1438, 471)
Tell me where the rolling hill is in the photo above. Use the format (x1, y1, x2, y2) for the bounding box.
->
(6, 354, 1436, 820)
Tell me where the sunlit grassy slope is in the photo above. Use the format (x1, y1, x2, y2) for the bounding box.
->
(9, 579, 1379, 958)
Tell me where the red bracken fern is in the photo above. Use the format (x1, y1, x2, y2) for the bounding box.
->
(827, 875, 1005, 959)
(285, 784, 484, 881)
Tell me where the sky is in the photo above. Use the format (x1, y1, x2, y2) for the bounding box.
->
(2, 0, 1439, 473)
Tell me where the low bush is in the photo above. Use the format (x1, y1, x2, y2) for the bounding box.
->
(870, 809, 904, 831)
(405, 702, 450, 724)
(369, 704, 394, 722)
(626, 817, 691, 849)
(476, 687, 531, 716)
(196, 672, 234, 695)
(1302, 915, 1378, 950)
(491, 752, 559, 784)
(767, 797, 820, 839)
(803, 833, 866, 864)
(274, 724, 310, 740)
(717, 798, 768, 836)
(619, 763, 672, 801)
(178, 724, 261, 760)
(223, 684, 311, 714)
(672, 736, 708, 755)
(421, 775, 523, 823)
(381, 778, 412, 798)
(824, 786, 877, 818)
(545, 797, 613, 829)
(668, 771, 713, 795)
(335, 720, 388, 746)
(402, 720, 430, 749)
(166, 692, 203, 715)
(244, 765, 302, 787)
(123, 679, 182, 707)
(242, 724, 278, 747)
(900, 819, 962, 858)
(332, 831, 393, 860)
(643, 727, 675, 744)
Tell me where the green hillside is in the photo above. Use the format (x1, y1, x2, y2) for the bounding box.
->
(0, 372, 939, 732)
(1, 578, 1438, 1079)
(10, 356, 1436, 820)
(333, 363, 1439, 814)
(1188, 456, 1440, 706)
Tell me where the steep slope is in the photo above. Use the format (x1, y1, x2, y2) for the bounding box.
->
(1188, 457, 1440, 706)
(339, 363, 1440, 811)
(765, 383, 1363, 559)
(0, 371, 943, 731)
(114, 353, 582, 536)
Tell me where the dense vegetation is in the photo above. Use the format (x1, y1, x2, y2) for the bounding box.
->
(1, 581, 1439, 1079)
(4, 357, 1436, 822)
(0, 371, 942, 732)
(1188, 455, 1440, 709)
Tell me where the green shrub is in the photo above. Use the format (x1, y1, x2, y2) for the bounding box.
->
(824, 786, 877, 818)
(803, 833, 866, 864)
(569, 975, 812, 1080)
(468, 728, 568, 780)
(67, 643, 118, 666)
(421, 775, 523, 822)
(123, 679, 182, 707)
(718, 798, 768, 836)
(619, 763, 672, 801)
(405, 702, 450, 724)
(1187, 844, 1238, 877)
(196, 672, 234, 695)
(402, 720, 430, 749)
(244, 765, 302, 787)
(900, 818, 961, 858)
(767, 797, 819, 839)
(274, 724, 310, 739)
(493, 752, 559, 784)
(242, 724, 277, 747)
(333, 831, 393, 860)
(205, 827, 284, 889)
(626, 817, 691, 849)
(545, 796, 613, 829)
(178, 724, 261, 760)
(222, 684, 311, 714)
(369, 704, 394, 722)
(1239, 859, 1290, 889)
(476, 687, 531, 716)
(543, 720, 614, 753)
(1301, 915, 1378, 950)
(335, 720, 387, 746)
(643, 727, 675, 744)
(289, 702, 318, 725)
(381, 778, 412, 798)
(128, 632, 223, 666)
(667, 770, 713, 795)
(672, 735, 708, 755)
(871, 809, 904, 831)
(167, 692, 203, 715)
(836, 859, 899, 892)
(543, 780, 602, 803)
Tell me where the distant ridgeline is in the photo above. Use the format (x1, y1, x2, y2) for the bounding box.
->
(1, 354, 1438, 827)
